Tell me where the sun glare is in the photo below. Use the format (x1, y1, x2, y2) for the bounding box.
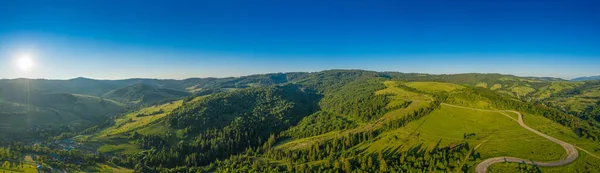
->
(16, 54, 34, 71)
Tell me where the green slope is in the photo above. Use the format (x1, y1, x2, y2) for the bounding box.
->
(11, 71, 595, 172)
(358, 105, 565, 161)
(103, 83, 191, 105)
(0, 93, 123, 138)
(250, 80, 599, 172)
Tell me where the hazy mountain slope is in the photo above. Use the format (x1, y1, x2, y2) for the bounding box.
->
(572, 75, 600, 81)
(103, 83, 191, 105)
(0, 78, 121, 97)
(0, 93, 123, 139)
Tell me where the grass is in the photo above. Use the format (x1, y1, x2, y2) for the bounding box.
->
(555, 97, 597, 112)
(376, 81, 431, 108)
(447, 92, 493, 109)
(490, 84, 502, 90)
(533, 82, 582, 99)
(487, 151, 600, 173)
(538, 151, 600, 172)
(0, 155, 43, 173)
(476, 82, 488, 88)
(404, 82, 465, 92)
(548, 85, 600, 112)
(0, 94, 123, 137)
(136, 122, 174, 137)
(275, 100, 431, 150)
(459, 108, 600, 172)
(0, 154, 133, 173)
(275, 103, 584, 172)
(503, 111, 519, 120)
(0, 165, 38, 173)
(98, 100, 184, 137)
(87, 163, 133, 173)
(488, 151, 600, 173)
(509, 86, 536, 96)
(97, 140, 142, 155)
(356, 105, 566, 162)
(0, 163, 38, 173)
(523, 113, 600, 156)
(185, 85, 203, 93)
(94, 96, 208, 155)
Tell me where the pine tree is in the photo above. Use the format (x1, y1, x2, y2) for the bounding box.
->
(343, 158, 352, 173)
(378, 152, 389, 172)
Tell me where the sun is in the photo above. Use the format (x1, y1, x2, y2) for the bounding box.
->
(16, 54, 35, 71)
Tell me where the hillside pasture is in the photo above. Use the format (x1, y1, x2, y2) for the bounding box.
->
(356, 105, 566, 162)
(404, 82, 465, 92)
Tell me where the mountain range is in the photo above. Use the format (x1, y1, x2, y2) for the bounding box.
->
(1, 70, 600, 173)
(572, 75, 600, 81)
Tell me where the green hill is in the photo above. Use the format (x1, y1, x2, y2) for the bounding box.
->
(0, 93, 123, 139)
(3, 70, 600, 172)
(83, 71, 600, 173)
(103, 83, 191, 105)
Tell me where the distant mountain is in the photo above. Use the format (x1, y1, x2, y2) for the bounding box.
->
(103, 83, 191, 105)
(571, 75, 600, 81)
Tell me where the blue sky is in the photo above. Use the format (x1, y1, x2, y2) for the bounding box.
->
(1, 0, 599, 79)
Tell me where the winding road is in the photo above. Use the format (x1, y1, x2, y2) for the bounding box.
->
(440, 104, 579, 173)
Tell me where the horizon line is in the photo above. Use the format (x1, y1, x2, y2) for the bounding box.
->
(1, 69, 589, 81)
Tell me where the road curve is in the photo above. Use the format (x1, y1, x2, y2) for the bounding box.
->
(441, 104, 578, 173)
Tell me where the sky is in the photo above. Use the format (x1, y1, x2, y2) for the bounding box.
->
(0, 0, 599, 80)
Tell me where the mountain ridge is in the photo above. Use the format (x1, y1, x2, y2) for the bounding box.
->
(572, 75, 600, 81)
(0, 70, 572, 81)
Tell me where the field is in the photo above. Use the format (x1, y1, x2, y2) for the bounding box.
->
(476, 82, 488, 88)
(490, 84, 502, 90)
(93, 100, 181, 155)
(275, 100, 431, 150)
(548, 85, 600, 112)
(533, 82, 582, 99)
(98, 100, 184, 137)
(404, 81, 465, 92)
(509, 86, 536, 96)
(275, 81, 433, 150)
(86, 163, 133, 173)
(356, 105, 566, 163)
(0, 163, 38, 173)
(464, 108, 600, 172)
(93, 96, 208, 155)
(97, 140, 142, 155)
(376, 81, 431, 108)
(94, 80, 600, 172)
(0, 155, 133, 173)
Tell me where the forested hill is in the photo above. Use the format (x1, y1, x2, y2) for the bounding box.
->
(0, 70, 586, 99)
(3, 70, 600, 172)
(3, 70, 600, 139)
(103, 83, 191, 105)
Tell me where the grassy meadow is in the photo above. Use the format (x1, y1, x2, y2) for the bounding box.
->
(356, 105, 566, 162)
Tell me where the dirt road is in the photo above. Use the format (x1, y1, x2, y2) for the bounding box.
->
(440, 104, 579, 173)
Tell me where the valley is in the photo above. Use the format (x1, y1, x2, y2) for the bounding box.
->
(1, 70, 600, 172)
